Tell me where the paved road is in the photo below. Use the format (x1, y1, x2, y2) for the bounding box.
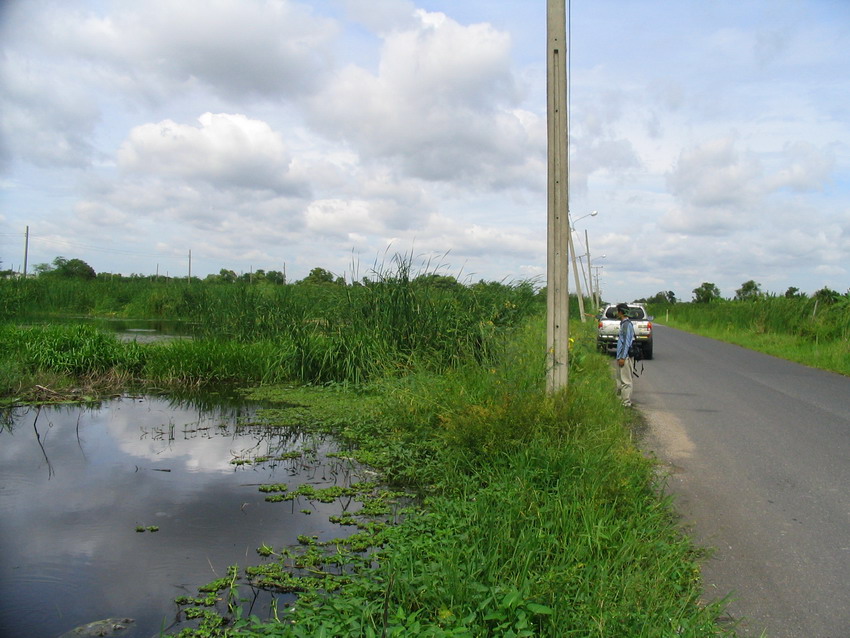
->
(634, 325, 850, 638)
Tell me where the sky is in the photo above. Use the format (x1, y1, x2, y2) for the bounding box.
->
(1, 0, 848, 303)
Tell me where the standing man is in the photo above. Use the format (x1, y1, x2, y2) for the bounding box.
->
(615, 303, 635, 407)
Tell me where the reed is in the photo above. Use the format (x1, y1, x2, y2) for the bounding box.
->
(0, 258, 545, 392)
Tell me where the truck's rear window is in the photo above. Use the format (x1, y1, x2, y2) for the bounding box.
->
(605, 306, 646, 320)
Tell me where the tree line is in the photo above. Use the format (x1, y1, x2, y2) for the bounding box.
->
(8, 256, 845, 306)
(639, 280, 847, 305)
(2, 255, 534, 297)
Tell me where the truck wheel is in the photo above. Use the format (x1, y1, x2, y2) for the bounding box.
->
(642, 342, 653, 360)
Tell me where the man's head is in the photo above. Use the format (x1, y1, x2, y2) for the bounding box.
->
(616, 303, 630, 318)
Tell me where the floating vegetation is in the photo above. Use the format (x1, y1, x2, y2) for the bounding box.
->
(257, 483, 288, 493)
(172, 465, 415, 635)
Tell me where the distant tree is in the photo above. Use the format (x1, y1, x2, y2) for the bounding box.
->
(47, 256, 96, 279)
(735, 280, 762, 301)
(642, 290, 678, 304)
(266, 270, 285, 284)
(414, 273, 460, 289)
(300, 267, 337, 285)
(639, 292, 662, 304)
(813, 287, 841, 304)
(239, 269, 268, 283)
(692, 282, 721, 303)
(784, 286, 805, 298)
(218, 269, 238, 283)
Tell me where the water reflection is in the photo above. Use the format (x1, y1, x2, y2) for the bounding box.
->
(0, 396, 363, 638)
(22, 315, 196, 343)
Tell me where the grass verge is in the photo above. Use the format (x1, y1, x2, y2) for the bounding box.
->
(652, 297, 850, 377)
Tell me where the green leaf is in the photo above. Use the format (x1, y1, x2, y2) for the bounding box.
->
(526, 602, 554, 615)
(502, 588, 522, 608)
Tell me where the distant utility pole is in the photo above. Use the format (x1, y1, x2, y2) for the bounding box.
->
(546, 0, 570, 393)
(585, 229, 596, 310)
(592, 266, 604, 305)
(23, 225, 29, 277)
(188, 250, 192, 282)
(568, 227, 586, 321)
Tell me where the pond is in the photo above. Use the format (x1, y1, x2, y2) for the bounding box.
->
(25, 316, 197, 344)
(0, 395, 368, 638)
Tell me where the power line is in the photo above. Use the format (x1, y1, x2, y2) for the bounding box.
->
(26, 234, 186, 260)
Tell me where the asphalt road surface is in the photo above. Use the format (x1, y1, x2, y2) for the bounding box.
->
(633, 324, 850, 638)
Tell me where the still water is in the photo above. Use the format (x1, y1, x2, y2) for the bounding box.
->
(0, 395, 363, 638)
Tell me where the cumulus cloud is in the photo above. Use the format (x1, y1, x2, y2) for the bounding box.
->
(419, 213, 541, 260)
(304, 9, 540, 188)
(117, 113, 305, 194)
(667, 138, 763, 209)
(766, 141, 835, 192)
(16, 0, 337, 100)
(660, 137, 838, 237)
(337, 0, 418, 33)
(305, 199, 379, 237)
(661, 138, 763, 235)
(0, 53, 100, 168)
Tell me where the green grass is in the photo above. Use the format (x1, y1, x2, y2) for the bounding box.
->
(651, 295, 850, 376)
(0, 270, 735, 636)
(1, 257, 548, 390)
(176, 320, 733, 638)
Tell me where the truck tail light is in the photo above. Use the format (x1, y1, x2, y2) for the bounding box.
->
(647, 322, 652, 333)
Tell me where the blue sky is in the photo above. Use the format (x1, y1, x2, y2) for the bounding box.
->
(1, 0, 848, 302)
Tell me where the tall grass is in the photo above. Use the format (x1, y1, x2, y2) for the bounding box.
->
(0, 259, 547, 392)
(652, 295, 850, 376)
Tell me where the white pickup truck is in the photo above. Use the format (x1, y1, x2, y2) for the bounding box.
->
(597, 303, 654, 359)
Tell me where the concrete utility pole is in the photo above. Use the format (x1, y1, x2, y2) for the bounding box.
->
(568, 227, 586, 321)
(546, 0, 570, 393)
(23, 226, 29, 277)
(592, 266, 604, 305)
(585, 229, 595, 310)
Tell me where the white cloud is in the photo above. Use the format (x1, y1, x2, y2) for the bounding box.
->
(20, 0, 338, 100)
(305, 199, 378, 236)
(667, 138, 763, 209)
(766, 141, 835, 192)
(418, 213, 541, 260)
(0, 53, 100, 168)
(117, 112, 304, 194)
(337, 0, 418, 34)
(1, 0, 849, 298)
(303, 8, 539, 188)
